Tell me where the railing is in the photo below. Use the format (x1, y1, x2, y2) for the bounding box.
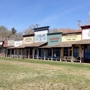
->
(6, 55, 82, 63)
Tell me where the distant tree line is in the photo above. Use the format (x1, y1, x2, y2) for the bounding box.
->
(0, 26, 22, 40)
(0, 24, 81, 40)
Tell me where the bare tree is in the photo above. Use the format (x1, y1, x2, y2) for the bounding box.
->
(16, 32, 23, 39)
(23, 27, 34, 35)
(0, 26, 9, 38)
(49, 28, 59, 33)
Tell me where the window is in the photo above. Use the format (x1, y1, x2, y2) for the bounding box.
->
(53, 48, 60, 57)
(85, 48, 90, 59)
(48, 49, 51, 56)
(73, 47, 79, 58)
(64, 48, 68, 56)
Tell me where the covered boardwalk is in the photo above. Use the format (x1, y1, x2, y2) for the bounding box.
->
(53, 41, 81, 62)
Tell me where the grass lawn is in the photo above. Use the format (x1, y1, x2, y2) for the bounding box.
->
(0, 57, 90, 90)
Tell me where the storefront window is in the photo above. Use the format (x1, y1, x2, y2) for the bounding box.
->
(85, 48, 90, 59)
(64, 48, 68, 56)
(73, 47, 79, 58)
(48, 49, 51, 56)
(53, 48, 60, 57)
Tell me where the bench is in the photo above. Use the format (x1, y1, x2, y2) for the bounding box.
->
(61, 56, 77, 62)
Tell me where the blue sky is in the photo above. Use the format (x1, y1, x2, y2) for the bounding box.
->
(0, 0, 90, 32)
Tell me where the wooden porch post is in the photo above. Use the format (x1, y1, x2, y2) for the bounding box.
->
(20, 49, 22, 58)
(44, 49, 46, 60)
(37, 48, 39, 59)
(17, 49, 18, 58)
(79, 45, 82, 63)
(10, 49, 12, 57)
(60, 47, 63, 62)
(60, 48, 62, 61)
(5, 49, 8, 57)
(14, 49, 15, 58)
(51, 48, 53, 60)
(28, 49, 30, 59)
(71, 46, 73, 62)
(33, 48, 35, 59)
(25, 48, 26, 58)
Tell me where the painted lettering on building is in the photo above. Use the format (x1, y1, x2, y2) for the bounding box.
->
(62, 34, 81, 42)
(35, 34, 47, 42)
(34, 30, 48, 42)
(82, 29, 90, 40)
(65, 34, 77, 41)
(25, 38, 32, 42)
(49, 37, 59, 42)
(8, 40, 14, 46)
(87, 30, 90, 37)
(14, 41, 22, 47)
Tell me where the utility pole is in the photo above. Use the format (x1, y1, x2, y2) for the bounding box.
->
(77, 20, 81, 29)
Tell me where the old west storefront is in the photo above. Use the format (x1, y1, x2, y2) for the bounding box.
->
(62, 32, 81, 58)
(41, 32, 62, 60)
(14, 39, 23, 58)
(22, 34, 34, 58)
(32, 26, 49, 59)
(0, 41, 5, 56)
(75, 25, 90, 63)
(7, 39, 14, 57)
(18, 26, 49, 59)
(7, 39, 23, 57)
(5, 25, 90, 63)
(54, 31, 82, 62)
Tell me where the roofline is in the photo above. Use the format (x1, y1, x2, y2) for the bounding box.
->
(62, 31, 81, 35)
(80, 24, 90, 29)
(15, 39, 23, 41)
(23, 34, 34, 37)
(34, 26, 50, 32)
(47, 32, 62, 35)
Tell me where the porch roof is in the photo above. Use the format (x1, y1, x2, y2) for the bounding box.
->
(7, 46, 14, 49)
(15, 44, 26, 48)
(54, 41, 76, 47)
(25, 42, 47, 47)
(74, 39, 90, 45)
(39, 45, 52, 48)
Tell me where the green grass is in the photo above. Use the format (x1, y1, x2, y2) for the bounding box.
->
(0, 57, 90, 90)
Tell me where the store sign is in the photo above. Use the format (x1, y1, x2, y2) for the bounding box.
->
(25, 38, 32, 42)
(35, 34, 47, 42)
(62, 34, 81, 41)
(23, 36, 34, 44)
(0, 42, 3, 45)
(82, 29, 90, 39)
(87, 30, 90, 37)
(34, 30, 48, 42)
(14, 41, 22, 47)
(49, 37, 59, 42)
(65, 34, 77, 40)
(8, 40, 14, 46)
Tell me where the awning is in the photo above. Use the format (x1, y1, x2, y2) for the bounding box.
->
(7, 46, 14, 49)
(25, 42, 47, 47)
(15, 44, 26, 48)
(7, 42, 47, 49)
(54, 41, 76, 47)
(74, 39, 90, 45)
(40, 45, 52, 48)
